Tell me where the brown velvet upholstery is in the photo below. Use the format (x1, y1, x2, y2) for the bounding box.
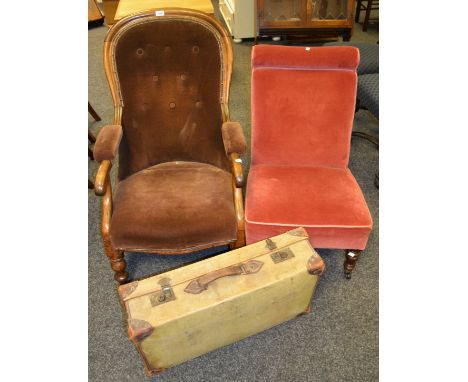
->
(99, 9, 243, 258)
(110, 162, 237, 252)
(221, 122, 246, 155)
(113, 16, 230, 180)
(93, 124, 122, 163)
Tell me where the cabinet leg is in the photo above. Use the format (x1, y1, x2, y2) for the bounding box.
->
(343, 29, 352, 42)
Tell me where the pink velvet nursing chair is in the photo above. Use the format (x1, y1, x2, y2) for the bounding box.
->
(245, 45, 373, 279)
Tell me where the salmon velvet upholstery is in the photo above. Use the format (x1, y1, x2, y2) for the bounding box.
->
(245, 45, 372, 250)
(104, 11, 241, 253)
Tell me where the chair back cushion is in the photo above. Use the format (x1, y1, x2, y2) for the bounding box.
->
(251, 45, 359, 168)
(105, 10, 231, 180)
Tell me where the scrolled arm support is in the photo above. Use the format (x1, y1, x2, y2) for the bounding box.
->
(94, 160, 112, 196)
(221, 121, 246, 188)
(229, 153, 244, 188)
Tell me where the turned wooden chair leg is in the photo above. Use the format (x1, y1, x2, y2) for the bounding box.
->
(101, 179, 129, 284)
(103, 239, 129, 284)
(88, 102, 102, 121)
(344, 249, 362, 279)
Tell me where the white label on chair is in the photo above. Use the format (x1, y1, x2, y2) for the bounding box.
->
(155, 10, 165, 16)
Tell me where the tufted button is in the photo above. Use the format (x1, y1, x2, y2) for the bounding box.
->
(180, 74, 188, 81)
(192, 45, 200, 54)
(153, 75, 159, 82)
(195, 101, 202, 109)
(169, 102, 176, 109)
(164, 46, 171, 53)
(136, 48, 144, 55)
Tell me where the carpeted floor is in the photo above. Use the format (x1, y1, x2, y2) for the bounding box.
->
(88, 4, 379, 381)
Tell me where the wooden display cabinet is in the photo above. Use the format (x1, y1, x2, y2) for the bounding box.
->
(257, 0, 355, 41)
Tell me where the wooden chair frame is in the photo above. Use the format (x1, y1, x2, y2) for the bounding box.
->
(95, 9, 245, 284)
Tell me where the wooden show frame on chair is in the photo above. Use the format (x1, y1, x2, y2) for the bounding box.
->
(94, 9, 245, 284)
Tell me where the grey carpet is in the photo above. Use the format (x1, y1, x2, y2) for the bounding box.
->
(88, 4, 379, 381)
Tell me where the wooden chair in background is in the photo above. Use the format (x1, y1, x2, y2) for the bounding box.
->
(88, 102, 101, 189)
(355, 0, 379, 32)
(92, 9, 246, 283)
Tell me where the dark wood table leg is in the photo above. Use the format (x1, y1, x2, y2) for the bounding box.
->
(355, 0, 362, 22)
(363, 0, 373, 31)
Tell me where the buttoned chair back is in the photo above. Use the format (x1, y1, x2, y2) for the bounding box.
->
(104, 9, 232, 180)
(251, 45, 359, 169)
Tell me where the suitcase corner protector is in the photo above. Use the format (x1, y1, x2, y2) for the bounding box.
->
(145, 365, 165, 377)
(128, 318, 154, 342)
(307, 255, 325, 276)
(288, 227, 309, 237)
(118, 280, 139, 300)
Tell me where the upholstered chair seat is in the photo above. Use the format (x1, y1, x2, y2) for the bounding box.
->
(245, 45, 373, 279)
(110, 161, 237, 253)
(246, 165, 371, 249)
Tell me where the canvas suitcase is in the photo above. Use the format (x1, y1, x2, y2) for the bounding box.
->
(118, 227, 325, 376)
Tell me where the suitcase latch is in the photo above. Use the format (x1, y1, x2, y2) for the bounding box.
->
(149, 277, 176, 307)
(270, 247, 295, 263)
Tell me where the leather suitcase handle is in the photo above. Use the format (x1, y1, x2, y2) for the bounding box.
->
(184, 260, 263, 294)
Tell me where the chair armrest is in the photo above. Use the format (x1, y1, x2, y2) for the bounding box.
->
(221, 122, 246, 155)
(94, 160, 112, 196)
(229, 153, 244, 188)
(93, 124, 122, 163)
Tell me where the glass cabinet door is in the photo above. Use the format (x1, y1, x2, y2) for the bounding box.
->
(312, 0, 349, 20)
(260, 0, 306, 26)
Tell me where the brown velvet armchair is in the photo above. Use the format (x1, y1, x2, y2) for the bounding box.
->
(93, 9, 246, 284)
